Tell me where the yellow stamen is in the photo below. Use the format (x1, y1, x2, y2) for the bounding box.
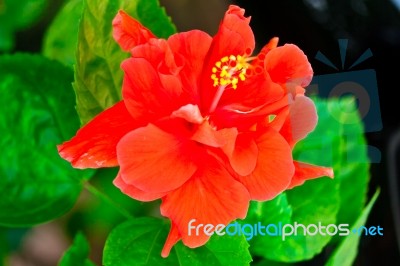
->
(210, 54, 250, 90)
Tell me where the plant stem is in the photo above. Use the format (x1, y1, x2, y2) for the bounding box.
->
(83, 181, 134, 220)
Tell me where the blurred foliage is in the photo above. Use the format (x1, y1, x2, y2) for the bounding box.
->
(58, 232, 95, 266)
(42, 0, 83, 67)
(0, 0, 48, 52)
(0, 54, 92, 227)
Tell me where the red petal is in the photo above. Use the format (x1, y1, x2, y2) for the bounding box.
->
(160, 159, 250, 254)
(117, 124, 198, 193)
(200, 5, 255, 112)
(219, 67, 284, 112)
(212, 93, 291, 130)
(57, 101, 138, 169)
(191, 121, 238, 149)
(168, 30, 212, 101)
(121, 57, 182, 120)
(236, 128, 294, 200)
(288, 161, 334, 189)
(264, 44, 313, 88)
(279, 96, 317, 146)
(161, 223, 181, 258)
(211, 5, 255, 56)
(113, 172, 166, 201)
(224, 133, 258, 176)
(112, 10, 155, 51)
(171, 104, 204, 124)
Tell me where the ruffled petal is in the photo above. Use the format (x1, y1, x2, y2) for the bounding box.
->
(212, 93, 291, 130)
(236, 128, 294, 201)
(209, 5, 255, 57)
(168, 30, 212, 101)
(117, 124, 198, 193)
(57, 101, 138, 168)
(113, 172, 167, 201)
(112, 10, 155, 51)
(223, 133, 258, 176)
(160, 158, 250, 256)
(264, 44, 313, 88)
(279, 95, 318, 146)
(191, 120, 238, 149)
(121, 57, 183, 120)
(200, 5, 255, 112)
(219, 66, 284, 112)
(171, 104, 204, 124)
(288, 161, 334, 189)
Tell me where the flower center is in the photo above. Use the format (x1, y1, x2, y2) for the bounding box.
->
(209, 54, 251, 113)
(211, 55, 249, 90)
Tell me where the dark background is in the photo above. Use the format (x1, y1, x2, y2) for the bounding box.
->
(11, 0, 400, 265)
(229, 1, 400, 265)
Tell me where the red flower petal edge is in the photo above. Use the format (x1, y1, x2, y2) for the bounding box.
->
(58, 5, 334, 257)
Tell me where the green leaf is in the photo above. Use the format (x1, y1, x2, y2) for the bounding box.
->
(42, 0, 83, 67)
(74, 0, 176, 125)
(282, 178, 339, 261)
(246, 179, 339, 262)
(174, 233, 252, 266)
(0, 53, 91, 227)
(59, 232, 96, 266)
(325, 189, 380, 266)
(103, 217, 252, 266)
(0, 0, 48, 51)
(294, 97, 370, 236)
(244, 194, 293, 259)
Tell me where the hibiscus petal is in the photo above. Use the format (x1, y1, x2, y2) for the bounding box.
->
(264, 44, 313, 87)
(224, 133, 258, 176)
(117, 124, 198, 193)
(112, 10, 155, 51)
(279, 95, 318, 146)
(113, 172, 167, 202)
(211, 5, 255, 56)
(236, 128, 294, 201)
(57, 101, 138, 169)
(191, 120, 238, 149)
(161, 222, 181, 258)
(168, 30, 212, 100)
(171, 104, 204, 124)
(200, 5, 255, 112)
(160, 159, 250, 256)
(288, 161, 334, 189)
(219, 66, 284, 112)
(121, 57, 182, 120)
(212, 93, 292, 130)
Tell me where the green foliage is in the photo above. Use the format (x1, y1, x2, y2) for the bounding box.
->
(73, 0, 176, 125)
(0, 54, 91, 227)
(325, 189, 380, 266)
(42, 0, 83, 67)
(0, 0, 48, 51)
(294, 97, 370, 236)
(103, 217, 252, 266)
(244, 97, 371, 263)
(58, 232, 96, 266)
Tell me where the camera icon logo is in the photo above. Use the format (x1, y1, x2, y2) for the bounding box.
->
(307, 39, 382, 163)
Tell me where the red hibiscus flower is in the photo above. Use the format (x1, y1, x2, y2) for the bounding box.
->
(58, 5, 333, 257)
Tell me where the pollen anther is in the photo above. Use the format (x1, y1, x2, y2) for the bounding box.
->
(210, 54, 250, 90)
